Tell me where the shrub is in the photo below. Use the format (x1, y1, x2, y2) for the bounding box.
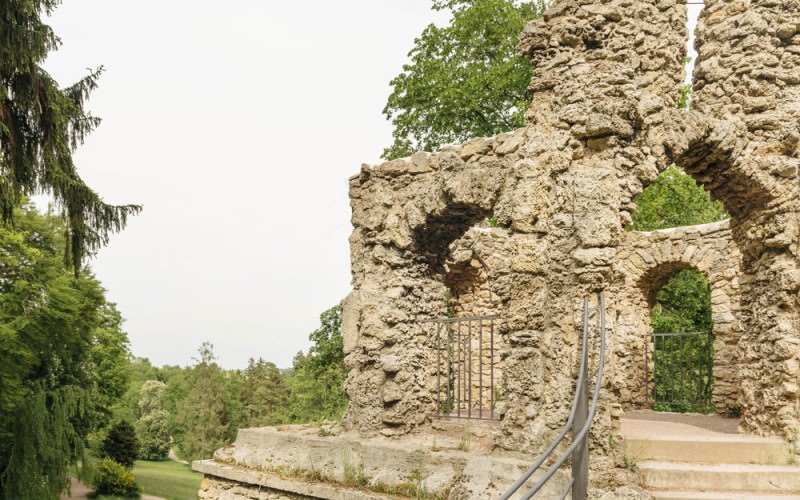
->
(101, 420, 140, 468)
(93, 458, 140, 497)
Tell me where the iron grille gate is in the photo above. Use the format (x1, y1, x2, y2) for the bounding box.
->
(424, 315, 500, 420)
(646, 331, 714, 411)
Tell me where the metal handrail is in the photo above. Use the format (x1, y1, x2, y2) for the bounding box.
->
(500, 292, 607, 499)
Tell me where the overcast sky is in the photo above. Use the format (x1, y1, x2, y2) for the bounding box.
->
(42, 2, 702, 370)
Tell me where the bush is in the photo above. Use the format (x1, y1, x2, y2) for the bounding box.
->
(93, 458, 140, 497)
(101, 420, 140, 468)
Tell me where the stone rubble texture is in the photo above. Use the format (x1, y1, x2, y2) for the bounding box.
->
(343, 0, 800, 453)
(197, 0, 800, 497)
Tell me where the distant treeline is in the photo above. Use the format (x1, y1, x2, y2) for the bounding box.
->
(113, 305, 347, 463)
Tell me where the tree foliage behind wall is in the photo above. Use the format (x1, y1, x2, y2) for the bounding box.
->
(287, 305, 347, 423)
(629, 165, 727, 233)
(117, 305, 348, 464)
(382, 0, 547, 159)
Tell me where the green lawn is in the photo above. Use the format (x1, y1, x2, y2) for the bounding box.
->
(133, 460, 202, 500)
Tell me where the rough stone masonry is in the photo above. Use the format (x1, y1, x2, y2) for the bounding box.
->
(342, 0, 800, 455)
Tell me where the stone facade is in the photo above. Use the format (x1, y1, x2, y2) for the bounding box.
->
(343, 0, 800, 456)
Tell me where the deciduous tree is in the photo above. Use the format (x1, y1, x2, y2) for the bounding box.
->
(629, 165, 727, 233)
(0, 205, 132, 499)
(382, 0, 546, 159)
(135, 380, 170, 460)
(287, 306, 347, 422)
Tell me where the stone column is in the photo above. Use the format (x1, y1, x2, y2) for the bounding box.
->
(694, 0, 800, 438)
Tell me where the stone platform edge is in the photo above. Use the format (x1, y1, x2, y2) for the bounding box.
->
(193, 459, 392, 500)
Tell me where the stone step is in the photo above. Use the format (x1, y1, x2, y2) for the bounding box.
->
(639, 461, 800, 494)
(651, 491, 800, 500)
(623, 434, 791, 465)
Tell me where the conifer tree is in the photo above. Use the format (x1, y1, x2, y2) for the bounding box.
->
(240, 358, 289, 427)
(0, 0, 140, 271)
(101, 420, 140, 469)
(173, 343, 236, 461)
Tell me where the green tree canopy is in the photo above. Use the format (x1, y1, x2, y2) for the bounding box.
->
(173, 343, 237, 461)
(0, 204, 133, 499)
(651, 269, 713, 334)
(0, 0, 140, 270)
(629, 165, 728, 232)
(287, 305, 347, 422)
(382, 0, 546, 160)
(135, 380, 170, 460)
(239, 358, 289, 428)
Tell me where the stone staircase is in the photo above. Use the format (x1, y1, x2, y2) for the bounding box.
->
(621, 410, 800, 500)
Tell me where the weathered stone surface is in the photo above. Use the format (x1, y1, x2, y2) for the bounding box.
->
(203, 0, 800, 497)
(195, 423, 569, 499)
(343, 0, 800, 451)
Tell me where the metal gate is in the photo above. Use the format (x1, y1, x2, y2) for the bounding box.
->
(426, 315, 500, 420)
(646, 331, 714, 411)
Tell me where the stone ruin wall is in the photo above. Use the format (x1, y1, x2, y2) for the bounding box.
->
(692, 0, 800, 437)
(343, 0, 800, 453)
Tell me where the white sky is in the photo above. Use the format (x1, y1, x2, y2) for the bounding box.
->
(42, 2, 702, 370)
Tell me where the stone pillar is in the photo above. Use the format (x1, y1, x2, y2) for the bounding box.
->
(694, 0, 800, 438)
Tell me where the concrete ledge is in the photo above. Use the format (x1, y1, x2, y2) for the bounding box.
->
(640, 461, 800, 493)
(192, 424, 569, 498)
(623, 435, 791, 465)
(194, 460, 389, 500)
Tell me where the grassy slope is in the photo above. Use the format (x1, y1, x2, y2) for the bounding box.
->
(133, 460, 202, 500)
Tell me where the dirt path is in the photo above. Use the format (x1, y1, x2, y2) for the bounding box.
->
(61, 477, 165, 500)
(168, 448, 189, 465)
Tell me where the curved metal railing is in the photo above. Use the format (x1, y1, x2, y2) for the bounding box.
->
(500, 292, 607, 500)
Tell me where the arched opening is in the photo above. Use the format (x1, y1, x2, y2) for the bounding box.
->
(648, 268, 715, 413)
(628, 164, 727, 233)
(413, 207, 508, 420)
(619, 147, 749, 414)
(629, 167, 725, 414)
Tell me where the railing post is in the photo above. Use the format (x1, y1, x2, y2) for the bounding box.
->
(572, 323, 589, 499)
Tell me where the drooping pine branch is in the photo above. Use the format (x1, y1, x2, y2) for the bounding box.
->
(0, 2, 140, 272)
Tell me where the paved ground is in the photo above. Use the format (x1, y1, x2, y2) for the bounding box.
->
(60, 477, 165, 500)
(622, 409, 740, 436)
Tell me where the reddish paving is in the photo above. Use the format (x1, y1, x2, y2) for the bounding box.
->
(621, 409, 740, 436)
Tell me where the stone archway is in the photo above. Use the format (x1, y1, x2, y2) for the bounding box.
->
(615, 220, 743, 413)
